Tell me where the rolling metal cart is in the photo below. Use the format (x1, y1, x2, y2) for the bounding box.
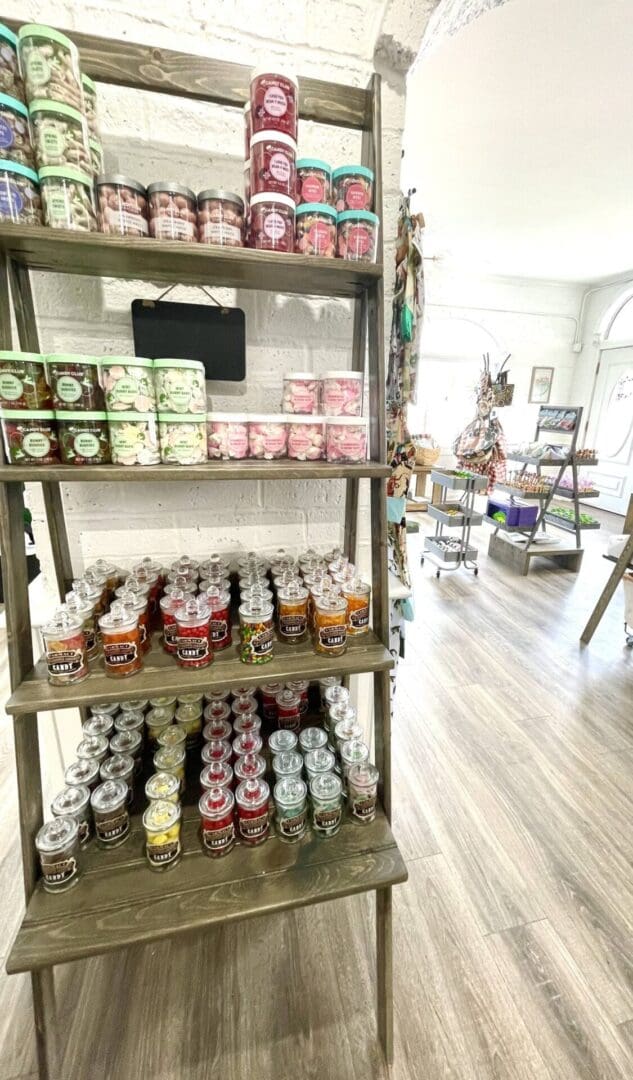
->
(421, 470, 486, 577)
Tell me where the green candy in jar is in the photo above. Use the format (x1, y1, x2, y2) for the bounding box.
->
(238, 596, 274, 665)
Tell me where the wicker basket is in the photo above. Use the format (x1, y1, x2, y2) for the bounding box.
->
(414, 444, 440, 467)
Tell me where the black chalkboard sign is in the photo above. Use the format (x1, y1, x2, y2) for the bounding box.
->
(131, 299, 246, 382)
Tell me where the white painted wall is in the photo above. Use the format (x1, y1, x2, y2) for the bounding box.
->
(2, 0, 426, 587)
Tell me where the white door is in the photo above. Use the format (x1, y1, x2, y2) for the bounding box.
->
(589, 346, 633, 515)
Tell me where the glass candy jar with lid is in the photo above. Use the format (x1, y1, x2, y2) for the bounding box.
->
(175, 596, 212, 669)
(310, 772, 343, 838)
(274, 688, 301, 734)
(234, 752, 266, 783)
(145, 771, 180, 805)
(272, 749, 303, 785)
(277, 581, 309, 645)
(348, 762, 379, 824)
(274, 777, 307, 843)
(65, 757, 100, 792)
(51, 783, 91, 846)
(41, 607, 88, 686)
(90, 779, 130, 848)
(99, 604, 143, 678)
(200, 760, 234, 793)
(199, 786, 236, 857)
(238, 596, 274, 665)
(299, 726, 328, 756)
(313, 594, 348, 656)
(143, 799, 182, 871)
(304, 747, 336, 784)
(268, 729, 298, 757)
(235, 777, 270, 846)
(35, 816, 80, 893)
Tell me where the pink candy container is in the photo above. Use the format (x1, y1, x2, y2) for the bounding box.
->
(248, 416, 288, 459)
(287, 418, 325, 461)
(281, 372, 319, 414)
(207, 413, 250, 459)
(326, 417, 368, 463)
(321, 371, 363, 417)
(250, 193, 295, 253)
(250, 131, 297, 199)
(250, 68, 298, 141)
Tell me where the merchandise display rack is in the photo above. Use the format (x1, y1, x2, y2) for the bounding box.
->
(487, 405, 599, 576)
(421, 470, 486, 577)
(0, 26, 407, 1079)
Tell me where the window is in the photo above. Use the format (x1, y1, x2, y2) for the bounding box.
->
(604, 293, 633, 343)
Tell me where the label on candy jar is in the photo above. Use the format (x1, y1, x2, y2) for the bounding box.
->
(313, 805, 342, 833)
(202, 821, 235, 854)
(42, 127, 66, 158)
(318, 624, 346, 650)
(269, 151, 291, 183)
(56, 374, 83, 403)
(210, 617, 229, 645)
(40, 851, 78, 888)
(288, 429, 311, 456)
(263, 210, 286, 241)
(251, 627, 274, 657)
(322, 384, 345, 412)
(177, 636, 209, 663)
(46, 647, 84, 678)
(23, 431, 51, 458)
(203, 221, 241, 245)
(345, 182, 368, 210)
(263, 85, 288, 118)
(308, 220, 331, 255)
(337, 431, 365, 459)
(0, 372, 23, 400)
(239, 811, 268, 842)
(25, 51, 51, 87)
(350, 605, 369, 629)
(279, 613, 307, 638)
(351, 794, 376, 822)
(74, 432, 100, 458)
(104, 641, 139, 667)
(301, 175, 324, 203)
(279, 808, 306, 838)
(0, 116, 13, 150)
(0, 183, 23, 217)
(146, 838, 180, 868)
(347, 225, 371, 257)
(227, 425, 249, 457)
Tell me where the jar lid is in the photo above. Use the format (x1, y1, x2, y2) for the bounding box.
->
(314, 593, 347, 614)
(337, 210, 379, 225)
(234, 752, 266, 781)
(251, 66, 299, 87)
(91, 701, 119, 715)
(296, 202, 337, 219)
(110, 729, 142, 755)
(277, 581, 309, 602)
(143, 798, 181, 832)
(0, 92, 28, 118)
(0, 161, 38, 183)
(322, 370, 363, 380)
(202, 718, 232, 742)
(147, 180, 196, 200)
(51, 783, 90, 817)
(250, 129, 297, 150)
(235, 776, 270, 809)
(330, 702, 357, 725)
(310, 771, 343, 801)
(197, 189, 245, 208)
(82, 715, 113, 739)
(231, 683, 253, 696)
(114, 710, 145, 731)
(274, 775, 307, 807)
(98, 604, 138, 634)
(18, 24, 78, 52)
(340, 737, 369, 765)
(157, 726, 187, 749)
(334, 720, 363, 745)
(268, 729, 298, 754)
(286, 678, 309, 691)
(175, 595, 211, 625)
(39, 164, 93, 187)
(96, 174, 147, 195)
(202, 585, 231, 609)
(304, 747, 336, 773)
(102, 355, 154, 368)
(120, 696, 148, 710)
(81, 72, 96, 91)
(42, 607, 83, 637)
(0, 350, 43, 363)
(250, 192, 296, 212)
(65, 758, 100, 787)
(203, 700, 231, 721)
(319, 675, 343, 690)
(199, 785, 234, 817)
(332, 165, 375, 182)
(106, 411, 156, 423)
(326, 416, 369, 427)
(100, 752, 134, 782)
(178, 692, 203, 704)
(0, 23, 18, 47)
(29, 97, 83, 123)
(149, 696, 177, 707)
(154, 745, 185, 768)
(153, 357, 205, 371)
(272, 750, 302, 774)
(146, 708, 173, 729)
(204, 688, 230, 703)
(348, 761, 379, 788)
(325, 683, 350, 705)
(260, 681, 283, 695)
(201, 739, 232, 765)
(233, 731, 263, 756)
(296, 158, 332, 173)
(90, 778, 128, 812)
(36, 815, 78, 853)
(283, 371, 317, 380)
(0, 409, 55, 419)
(64, 591, 93, 619)
(200, 761, 233, 790)
(275, 689, 300, 711)
(299, 726, 328, 750)
(55, 410, 108, 422)
(238, 596, 274, 620)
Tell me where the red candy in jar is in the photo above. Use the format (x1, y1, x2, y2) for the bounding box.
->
(159, 589, 185, 654)
(235, 777, 270, 846)
(332, 166, 374, 212)
(200, 761, 233, 793)
(175, 597, 212, 669)
(201, 739, 232, 767)
(250, 68, 298, 141)
(296, 159, 332, 206)
(202, 585, 231, 651)
(250, 131, 297, 199)
(275, 689, 302, 734)
(250, 193, 295, 253)
(199, 787, 236, 857)
(260, 681, 283, 723)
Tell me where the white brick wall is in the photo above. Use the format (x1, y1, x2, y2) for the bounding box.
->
(1, 0, 427, 587)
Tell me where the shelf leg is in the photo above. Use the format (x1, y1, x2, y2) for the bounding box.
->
(32, 968, 57, 1080)
(376, 886, 394, 1063)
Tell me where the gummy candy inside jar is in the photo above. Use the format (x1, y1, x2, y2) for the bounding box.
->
(326, 417, 368, 463)
(286, 417, 325, 461)
(41, 607, 88, 685)
(248, 415, 288, 459)
(281, 372, 319, 415)
(47, 354, 104, 411)
(0, 351, 51, 410)
(337, 210, 380, 263)
(0, 409, 60, 465)
(321, 371, 363, 417)
(295, 203, 337, 258)
(332, 165, 374, 213)
(98, 603, 143, 678)
(207, 412, 250, 460)
(143, 798, 182, 871)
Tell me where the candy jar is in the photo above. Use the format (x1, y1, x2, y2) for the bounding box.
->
(313, 594, 348, 656)
(233, 715, 261, 741)
(175, 702, 203, 748)
(65, 758, 100, 793)
(238, 596, 274, 665)
(153, 745, 186, 793)
(234, 752, 267, 783)
(51, 784, 92, 846)
(199, 787, 236, 857)
(204, 585, 232, 651)
(321, 371, 363, 417)
(148, 696, 177, 714)
(281, 372, 319, 414)
(348, 762, 379, 824)
(200, 761, 234, 793)
(143, 799, 182, 871)
(333, 715, 363, 759)
(299, 726, 328, 756)
(35, 817, 80, 893)
(157, 726, 187, 753)
(310, 772, 343, 838)
(175, 596, 212, 669)
(286, 678, 309, 717)
(304, 747, 336, 784)
(274, 688, 301, 734)
(268, 729, 298, 757)
(90, 779, 130, 848)
(114, 709, 145, 743)
(323, 683, 350, 733)
(65, 591, 99, 661)
(235, 778, 270, 846)
(260, 680, 283, 723)
(319, 675, 343, 712)
(231, 692, 258, 720)
(145, 771, 180, 805)
(82, 714, 114, 740)
(146, 707, 174, 747)
(277, 581, 309, 645)
(339, 737, 370, 795)
(233, 731, 263, 760)
(159, 588, 185, 654)
(100, 753, 135, 801)
(89, 701, 119, 717)
(342, 578, 371, 635)
(110, 729, 143, 776)
(116, 588, 151, 654)
(201, 739, 232, 768)
(76, 734, 109, 768)
(274, 777, 307, 843)
(99, 604, 143, 678)
(272, 749, 303, 785)
(41, 608, 88, 686)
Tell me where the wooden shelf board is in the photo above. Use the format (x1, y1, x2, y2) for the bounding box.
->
(0, 460, 389, 484)
(6, 630, 393, 716)
(0, 225, 381, 297)
(6, 806, 406, 973)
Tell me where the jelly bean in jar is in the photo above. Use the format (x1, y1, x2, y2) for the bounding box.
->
(296, 159, 332, 206)
(250, 193, 295, 253)
(326, 417, 368, 464)
(250, 67, 298, 140)
(332, 165, 374, 213)
(147, 180, 197, 242)
(200, 761, 233, 793)
(321, 371, 363, 417)
(295, 203, 337, 257)
(248, 415, 288, 459)
(337, 210, 380, 263)
(239, 597, 274, 664)
(175, 596, 212, 669)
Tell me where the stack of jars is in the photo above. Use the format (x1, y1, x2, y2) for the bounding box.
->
(245, 67, 298, 252)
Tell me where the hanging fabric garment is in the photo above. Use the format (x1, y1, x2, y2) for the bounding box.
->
(454, 357, 507, 492)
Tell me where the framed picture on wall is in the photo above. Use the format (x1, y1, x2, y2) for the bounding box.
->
(529, 366, 554, 404)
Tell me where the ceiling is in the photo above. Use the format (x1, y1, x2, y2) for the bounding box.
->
(403, 0, 633, 283)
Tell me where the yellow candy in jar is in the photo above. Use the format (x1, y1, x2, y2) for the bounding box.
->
(143, 799, 182, 870)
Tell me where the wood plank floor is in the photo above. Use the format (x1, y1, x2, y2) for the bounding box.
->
(1, 509, 632, 1079)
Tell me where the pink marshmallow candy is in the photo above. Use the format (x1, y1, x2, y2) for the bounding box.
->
(326, 418, 368, 463)
(287, 419, 325, 461)
(248, 416, 288, 459)
(320, 371, 363, 417)
(281, 372, 319, 414)
(207, 414, 250, 459)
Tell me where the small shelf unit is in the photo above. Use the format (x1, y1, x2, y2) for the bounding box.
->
(421, 471, 486, 577)
(0, 23, 405, 1080)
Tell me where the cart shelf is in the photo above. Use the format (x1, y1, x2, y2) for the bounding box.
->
(0, 224, 381, 298)
(7, 630, 392, 717)
(0, 460, 390, 484)
(424, 537, 478, 563)
(430, 469, 488, 492)
(7, 805, 406, 974)
(427, 503, 483, 527)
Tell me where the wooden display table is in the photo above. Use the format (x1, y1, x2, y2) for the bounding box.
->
(406, 465, 443, 513)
